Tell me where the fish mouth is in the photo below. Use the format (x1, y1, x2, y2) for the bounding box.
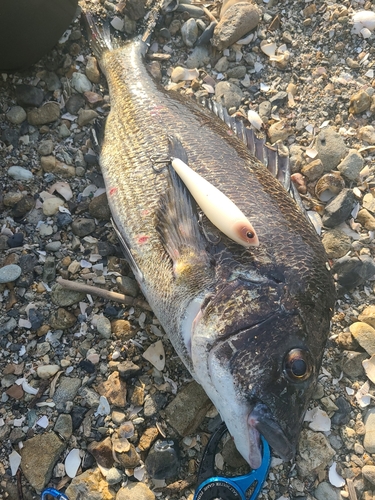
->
(248, 401, 294, 468)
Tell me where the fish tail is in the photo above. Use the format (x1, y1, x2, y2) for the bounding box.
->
(83, 11, 114, 61)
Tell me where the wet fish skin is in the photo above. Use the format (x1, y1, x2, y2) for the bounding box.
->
(90, 26, 335, 467)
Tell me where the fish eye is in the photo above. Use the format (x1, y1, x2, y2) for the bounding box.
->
(283, 348, 312, 382)
(246, 231, 254, 239)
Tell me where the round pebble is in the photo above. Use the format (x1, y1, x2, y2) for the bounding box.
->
(0, 264, 22, 284)
(8, 166, 34, 181)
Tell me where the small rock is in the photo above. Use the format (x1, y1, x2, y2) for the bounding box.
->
(8, 166, 34, 181)
(364, 408, 375, 454)
(331, 396, 351, 426)
(337, 149, 364, 181)
(212, 2, 260, 51)
(89, 193, 111, 220)
(58, 123, 71, 138)
(322, 189, 355, 228)
(49, 308, 77, 330)
(38, 139, 54, 156)
(117, 360, 142, 380)
(359, 306, 375, 328)
(362, 465, 375, 486)
(45, 241, 62, 252)
(37, 364, 60, 380)
(96, 315, 112, 339)
(357, 209, 375, 230)
(42, 71, 61, 91)
(71, 72, 92, 93)
(349, 89, 372, 114)
(296, 429, 335, 478)
(227, 65, 247, 79)
(41, 156, 75, 177)
(111, 320, 134, 340)
(106, 468, 123, 485)
(144, 393, 168, 417)
(349, 322, 375, 355)
(314, 482, 341, 500)
(258, 100, 271, 119)
(28, 308, 44, 330)
(138, 427, 159, 451)
(77, 108, 98, 127)
(341, 351, 367, 378)
(185, 46, 210, 69)
(269, 91, 288, 108)
(165, 381, 212, 436)
(71, 218, 96, 237)
(0, 264, 22, 284)
(7, 232, 25, 247)
(315, 127, 347, 172)
(27, 102, 60, 126)
(116, 482, 155, 500)
(321, 229, 351, 258)
(54, 414, 73, 441)
(363, 193, 375, 214)
(215, 56, 229, 73)
(66, 94, 85, 115)
(111, 411, 126, 425)
(6, 106, 27, 124)
(215, 81, 243, 110)
(51, 284, 85, 306)
(20, 433, 65, 492)
(53, 377, 82, 412)
(268, 121, 293, 143)
(333, 254, 375, 294)
(181, 18, 198, 47)
(145, 440, 179, 479)
(116, 443, 140, 468)
(97, 371, 127, 407)
(85, 56, 101, 83)
(359, 125, 375, 144)
(42, 196, 64, 216)
(116, 276, 139, 297)
(66, 468, 115, 500)
(15, 84, 44, 107)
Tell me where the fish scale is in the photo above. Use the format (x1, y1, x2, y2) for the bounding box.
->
(87, 15, 335, 469)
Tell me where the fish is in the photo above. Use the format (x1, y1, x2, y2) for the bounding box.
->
(85, 12, 335, 469)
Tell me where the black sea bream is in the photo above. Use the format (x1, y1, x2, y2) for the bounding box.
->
(86, 13, 335, 468)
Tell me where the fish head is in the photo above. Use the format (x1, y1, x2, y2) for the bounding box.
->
(191, 276, 332, 469)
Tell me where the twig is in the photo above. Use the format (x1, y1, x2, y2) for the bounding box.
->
(28, 379, 49, 409)
(202, 6, 217, 23)
(56, 277, 152, 311)
(16, 469, 24, 500)
(347, 479, 358, 500)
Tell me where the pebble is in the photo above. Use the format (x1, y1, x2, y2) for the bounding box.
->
(215, 56, 229, 73)
(359, 125, 375, 144)
(6, 105, 26, 124)
(362, 466, 375, 486)
(106, 467, 123, 485)
(296, 429, 335, 478)
(66, 94, 85, 114)
(333, 254, 375, 294)
(359, 306, 375, 328)
(116, 276, 139, 297)
(212, 2, 260, 50)
(71, 72, 92, 93)
(364, 408, 375, 453)
(71, 218, 96, 237)
(315, 127, 347, 172)
(145, 440, 179, 479)
(49, 308, 76, 330)
(226, 65, 247, 79)
(314, 482, 341, 500)
(15, 84, 44, 107)
(89, 193, 111, 220)
(185, 46, 210, 69)
(42, 196, 64, 216)
(337, 149, 364, 181)
(45, 241, 62, 252)
(7, 232, 24, 248)
(143, 393, 168, 417)
(363, 193, 375, 213)
(138, 426, 159, 451)
(96, 315, 112, 339)
(321, 229, 351, 258)
(38, 139, 54, 156)
(41, 156, 75, 177)
(54, 414, 73, 441)
(58, 123, 71, 138)
(215, 81, 243, 110)
(357, 209, 375, 230)
(349, 89, 372, 114)
(117, 482, 155, 500)
(42, 71, 61, 91)
(27, 102, 60, 126)
(0, 317, 17, 335)
(77, 108, 98, 127)
(51, 284, 85, 306)
(349, 322, 375, 355)
(322, 189, 355, 228)
(165, 381, 212, 435)
(85, 56, 101, 83)
(56, 212, 73, 228)
(20, 433, 65, 491)
(53, 377, 82, 412)
(268, 121, 293, 143)
(66, 468, 115, 500)
(0, 264, 22, 284)
(8, 165, 34, 181)
(181, 18, 198, 47)
(117, 360, 141, 380)
(111, 411, 126, 425)
(342, 351, 367, 378)
(37, 364, 60, 379)
(29, 308, 44, 330)
(331, 396, 351, 426)
(97, 371, 127, 407)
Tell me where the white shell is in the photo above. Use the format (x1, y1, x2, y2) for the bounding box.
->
(260, 41, 277, 57)
(307, 211, 323, 236)
(36, 415, 49, 428)
(95, 395, 111, 416)
(134, 465, 146, 481)
(305, 407, 331, 432)
(111, 16, 124, 31)
(143, 340, 166, 371)
(363, 355, 375, 384)
(346, 387, 355, 396)
(361, 27, 372, 39)
(247, 110, 263, 131)
(353, 10, 375, 33)
(306, 148, 318, 158)
(65, 448, 81, 478)
(9, 450, 21, 476)
(329, 462, 345, 488)
(49, 181, 73, 201)
(171, 66, 199, 83)
(356, 381, 371, 407)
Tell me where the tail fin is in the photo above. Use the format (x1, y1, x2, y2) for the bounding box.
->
(83, 11, 114, 61)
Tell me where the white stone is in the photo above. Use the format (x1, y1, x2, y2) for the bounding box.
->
(37, 364, 60, 379)
(8, 166, 34, 181)
(142, 340, 165, 371)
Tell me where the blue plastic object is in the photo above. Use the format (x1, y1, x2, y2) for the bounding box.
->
(41, 488, 69, 500)
(194, 423, 271, 500)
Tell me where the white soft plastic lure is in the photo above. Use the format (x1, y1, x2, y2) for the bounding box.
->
(171, 157, 259, 247)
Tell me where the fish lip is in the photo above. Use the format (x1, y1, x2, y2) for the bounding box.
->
(249, 402, 294, 462)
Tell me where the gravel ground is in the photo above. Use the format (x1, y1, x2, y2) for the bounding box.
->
(2, 0, 375, 499)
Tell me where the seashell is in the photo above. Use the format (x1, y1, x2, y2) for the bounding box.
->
(315, 173, 345, 202)
(247, 110, 263, 131)
(49, 181, 73, 201)
(363, 354, 375, 384)
(352, 10, 375, 33)
(329, 462, 345, 488)
(143, 340, 166, 371)
(65, 448, 81, 478)
(171, 66, 199, 83)
(260, 41, 276, 57)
